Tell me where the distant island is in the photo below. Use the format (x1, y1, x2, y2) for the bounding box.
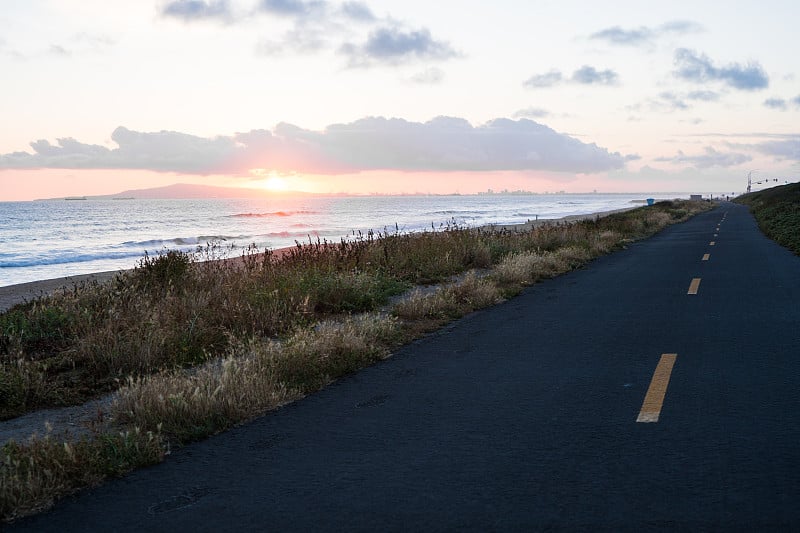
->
(42, 183, 315, 201)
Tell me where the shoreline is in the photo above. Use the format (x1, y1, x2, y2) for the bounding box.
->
(0, 207, 637, 313)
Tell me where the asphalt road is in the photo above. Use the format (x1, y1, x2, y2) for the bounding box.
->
(11, 203, 800, 531)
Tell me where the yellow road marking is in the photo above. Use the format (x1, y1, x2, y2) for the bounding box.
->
(702, 254, 710, 261)
(687, 278, 701, 294)
(709, 241, 715, 246)
(637, 354, 678, 423)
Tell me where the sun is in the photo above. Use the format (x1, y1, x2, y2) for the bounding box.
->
(262, 175, 289, 191)
(250, 169, 291, 191)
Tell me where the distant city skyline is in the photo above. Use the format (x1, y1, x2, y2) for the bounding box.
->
(1, 0, 798, 200)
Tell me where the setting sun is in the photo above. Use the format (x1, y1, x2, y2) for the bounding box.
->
(249, 168, 292, 191)
(262, 175, 288, 191)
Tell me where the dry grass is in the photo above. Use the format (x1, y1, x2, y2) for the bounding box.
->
(113, 313, 400, 442)
(1, 427, 164, 521)
(491, 251, 562, 286)
(392, 271, 502, 320)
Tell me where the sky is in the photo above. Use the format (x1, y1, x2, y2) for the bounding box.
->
(1, 0, 798, 201)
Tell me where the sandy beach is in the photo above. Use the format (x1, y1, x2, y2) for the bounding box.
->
(0, 207, 637, 314)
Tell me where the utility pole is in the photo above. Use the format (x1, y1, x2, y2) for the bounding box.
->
(747, 169, 779, 193)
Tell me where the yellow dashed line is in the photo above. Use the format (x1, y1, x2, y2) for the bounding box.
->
(688, 278, 701, 294)
(702, 254, 710, 261)
(637, 353, 678, 423)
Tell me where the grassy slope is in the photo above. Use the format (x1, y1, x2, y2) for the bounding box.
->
(735, 182, 800, 255)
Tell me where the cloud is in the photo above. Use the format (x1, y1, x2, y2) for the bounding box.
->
(3, 128, 236, 173)
(644, 89, 725, 113)
(687, 90, 719, 101)
(259, 27, 327, 55)
(764, 97, 788, 110)
(571, 66, 618, 85)
(340, 26, 458, 66)
(523, 66, 618, 88)
(259, 0, 328, 18)
(339, 1, 375, 21)
(721, 135, 800, 161)
(409, 67, 444, 84)
(523, 70, 563, 88)
(750, 139, 800, 160)
(681, 132, 799, 140)
(513, 107, 551, 119)
(763, 94, 800, 110)
(0, 118, 629, 175)
(651, 90, 722, 112)
(162, 0, 232, 21)
(590, 20, 702, 47)
(659, 20, 704, 34)
(48, 44, 71, 57)
(655, 92, 689, 110)
(655, 147, 752, 168)
(673, 48, 768, 90)
(159, 0, 457, 68)
(590, 26, 653, 46)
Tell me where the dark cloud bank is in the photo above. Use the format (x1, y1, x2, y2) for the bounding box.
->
(0, 118, 627, 175)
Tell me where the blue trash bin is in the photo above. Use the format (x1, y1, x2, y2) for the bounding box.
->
(646, 198, 655, 206)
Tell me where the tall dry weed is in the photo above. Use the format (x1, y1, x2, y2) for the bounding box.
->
(392, 271, 501, 320)
(113, 313, 399, 441)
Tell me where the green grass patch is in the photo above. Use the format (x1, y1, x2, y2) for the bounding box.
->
(736, 182, 800, 254)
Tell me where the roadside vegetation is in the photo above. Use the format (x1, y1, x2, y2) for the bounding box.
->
(736, 182, 800, 254)
(1, 200, 710, 521)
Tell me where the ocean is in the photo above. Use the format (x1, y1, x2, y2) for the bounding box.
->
(0, 193, 675, 287)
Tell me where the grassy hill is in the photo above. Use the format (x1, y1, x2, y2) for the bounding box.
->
(736, 182, 800, 255)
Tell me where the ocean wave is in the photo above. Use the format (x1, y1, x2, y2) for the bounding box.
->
(1, 236, 252, 269)
(121, 235, 242, 248)
(0, 250, 148, 269)
(263, 231, 321, 238)
(229, 210, 319, 218)
(429, 210, 492, 216)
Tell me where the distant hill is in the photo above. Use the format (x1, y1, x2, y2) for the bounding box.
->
(37, 183, 316, 201)
(107, 183, 313, 199)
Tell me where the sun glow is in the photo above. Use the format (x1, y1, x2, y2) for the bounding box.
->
(262, 175, 289, 191)
(250, 169, 292, 191)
